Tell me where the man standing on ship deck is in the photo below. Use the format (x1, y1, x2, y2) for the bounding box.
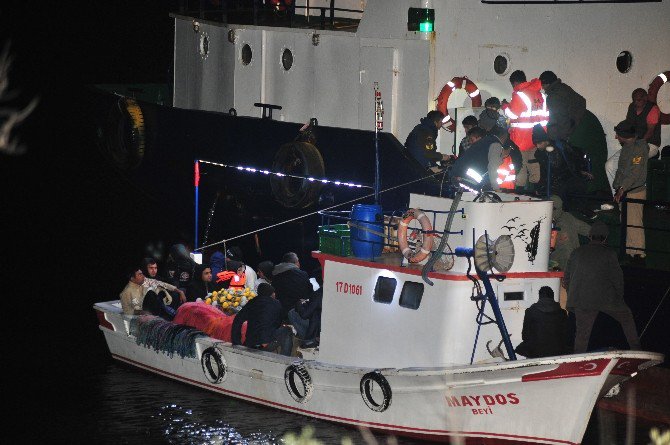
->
(405, 110, 452, 172)
(503, 70, 548, 191)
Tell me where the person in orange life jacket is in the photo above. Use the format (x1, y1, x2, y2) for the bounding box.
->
(405, 110, 452, 172)
(216, 260, 246, 290)
(514, 286, 569, 358)
(186, 263, 214, 302)
(458, 115, 479, 157)
(503, 70, 547, 189)
(231, 283, 294, 356)
(226, 246, 257, 290)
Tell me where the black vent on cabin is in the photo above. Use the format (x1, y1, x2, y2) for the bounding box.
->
(399, 282, 424, 310)
(373, 276, 397, 304)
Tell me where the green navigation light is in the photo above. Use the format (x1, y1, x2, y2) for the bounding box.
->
(419, 21, 433, 33)
(407, 8, 435, 33)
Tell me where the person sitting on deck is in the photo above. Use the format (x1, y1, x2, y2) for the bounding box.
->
(216, 260, 246, 290)
(231, 283, 293, 356)
(287, 267, 323, 348)
(165, 243, 196, 291)
(272, 252, 313, 322)
(120, 267, 176, 321)
(186, 263, 214, 302)
(514, 286, 569, 358)
(142, 257, 186, 309)
(255, 260, 274, 291)
(226, 246, 257, 291)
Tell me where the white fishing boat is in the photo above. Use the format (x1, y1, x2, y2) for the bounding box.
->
(95, 190, 664, 444)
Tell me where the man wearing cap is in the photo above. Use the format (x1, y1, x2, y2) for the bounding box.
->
(564, 221, 640, 353)
(539, 71, 586, 142)
(231, 282, 293, 356)
(612, 120, 648, 263)
(405, 110, 452, 171)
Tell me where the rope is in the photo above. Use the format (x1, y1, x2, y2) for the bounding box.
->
(199, 159, 373, 189)
(196, 169, 449, 252)
(640, 284, 669, 339)
(421, 190, 463, 285)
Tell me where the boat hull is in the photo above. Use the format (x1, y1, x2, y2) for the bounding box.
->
(95, 302, 663, 445)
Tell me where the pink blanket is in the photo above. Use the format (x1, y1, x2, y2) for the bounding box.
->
(174, 302, 246, 344)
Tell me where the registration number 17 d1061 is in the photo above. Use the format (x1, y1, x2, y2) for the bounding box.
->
(335, 281, 363, 295)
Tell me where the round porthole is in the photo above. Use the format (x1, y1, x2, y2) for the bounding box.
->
(241, 44, 252, 66)
(616, 51, 633, 74)
(282, 48, 293, 71)
(199, 33, 209, 58)
(494, 54, 509, 76)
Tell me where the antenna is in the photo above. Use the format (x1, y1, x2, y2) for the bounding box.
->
(473, 234, 515, 273)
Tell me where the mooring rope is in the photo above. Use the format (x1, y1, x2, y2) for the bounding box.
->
(196, 169, 449, 252)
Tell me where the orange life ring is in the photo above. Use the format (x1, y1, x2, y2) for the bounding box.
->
(397, 209, 434, 263)
(436, 77, 483, 132)
(647, 71, 670, 125)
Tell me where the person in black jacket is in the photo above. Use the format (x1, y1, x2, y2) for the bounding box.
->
(287, 268, 323, 347)
(231, 283, 293, 356)
(405, 110, 451, 171)
(185, 263, 213, 302)
(514, 286, 569, 358)
(272, 252, 313, 322)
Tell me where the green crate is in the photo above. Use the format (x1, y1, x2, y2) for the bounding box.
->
(318, 224, 351, 256)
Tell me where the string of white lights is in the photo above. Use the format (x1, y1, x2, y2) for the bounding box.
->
(199, 159, 373, 189)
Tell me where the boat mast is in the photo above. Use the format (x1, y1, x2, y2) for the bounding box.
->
(374, 82, 383, 204)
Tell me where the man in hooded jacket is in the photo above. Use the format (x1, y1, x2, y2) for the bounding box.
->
(514, 286, 569, 358)
(539, 71, 586, 142)
(272, 252, 313, 322)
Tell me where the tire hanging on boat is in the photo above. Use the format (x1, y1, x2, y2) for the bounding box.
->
(647, 71, 670, 125)
(270, 141, 325, 209)
(284, 362, 314, 403)
(436, 76, 483, 132)
(201, 346, 227, 384)
(360, 371, 392, 412)
(397, 208, 434, 263)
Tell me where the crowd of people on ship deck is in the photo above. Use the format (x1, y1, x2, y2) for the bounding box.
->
(119, 245, 323, 356)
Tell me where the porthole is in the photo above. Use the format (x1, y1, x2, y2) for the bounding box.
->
(199, 33, 209, 59)
(241, 44, 252, 66)
(494, 54, 509, 76)
(616, 51, 633, 74)
(282, 48, 294, 71)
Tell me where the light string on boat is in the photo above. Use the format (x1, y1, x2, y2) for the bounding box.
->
(195, 169, 450, 252)
(198, 159, 374, 189)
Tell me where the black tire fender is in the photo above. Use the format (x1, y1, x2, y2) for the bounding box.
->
(284, 362, 313, 403)
(201, 346, 227, 384)
(271, 141, 325, 209)
(360, 371, 392, 412)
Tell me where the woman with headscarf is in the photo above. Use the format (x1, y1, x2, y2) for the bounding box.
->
(186, 263, 213, 302)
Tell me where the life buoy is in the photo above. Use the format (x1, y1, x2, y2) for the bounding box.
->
(436, 77, 483, 132)
(201, 346, 227, 384)
(284, 362, 313, 403)
(397, 208, 434, 263)
(270, 141, 325, 209)
(360, 371, 392, 412)
(647, 71, 670, 125)
(103, 97, 146, 170)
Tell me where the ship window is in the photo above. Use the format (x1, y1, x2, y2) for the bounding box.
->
(241, 44, 252, 66)
(504, 291, 524, 301)
(282, 48, 293, 71)
(373, 276, 396, 304)
(399, 281, 423, 310)
(494, 54, 509, 76)
(616, 51, 633, 74)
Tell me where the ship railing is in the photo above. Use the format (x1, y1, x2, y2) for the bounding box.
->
(175, 0, 363, 30)
(318, 207, 464, 259)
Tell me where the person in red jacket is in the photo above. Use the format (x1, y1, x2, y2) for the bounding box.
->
(503, 70, 548, 190)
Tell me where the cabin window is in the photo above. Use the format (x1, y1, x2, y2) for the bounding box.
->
(399, 281, 424, 310)
(494, 54, 509, 76)
(199, 33, 210, 58)
(241, 44, 252, 66)
(616, 51, 633, 74)
(282, 48, 293, 71)
(373, 276, 396, 304)
(503, 291, 524, 301)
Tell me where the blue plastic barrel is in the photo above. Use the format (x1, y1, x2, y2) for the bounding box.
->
(350, 204, 383, 259)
